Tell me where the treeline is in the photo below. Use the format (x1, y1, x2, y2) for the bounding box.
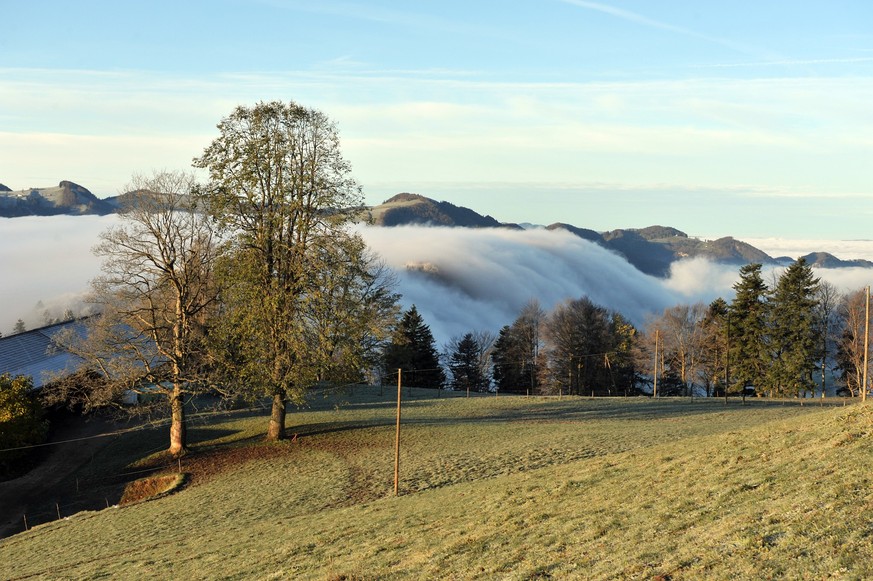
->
(428, 259, 871, 399)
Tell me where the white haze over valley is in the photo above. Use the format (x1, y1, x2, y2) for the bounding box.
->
(2, 216, 873, 343)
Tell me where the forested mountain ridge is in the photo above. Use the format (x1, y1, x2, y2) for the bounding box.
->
(3, 183, 871, 275)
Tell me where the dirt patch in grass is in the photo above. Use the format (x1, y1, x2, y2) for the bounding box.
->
(187, 442, 292, 484)
(119, 473, 187, 505)
(129, 438, 296, 492)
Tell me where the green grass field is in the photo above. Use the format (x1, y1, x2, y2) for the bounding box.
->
(2, 390, 872, 580)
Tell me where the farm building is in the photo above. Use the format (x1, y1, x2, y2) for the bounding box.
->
(0, 320, 86, 388)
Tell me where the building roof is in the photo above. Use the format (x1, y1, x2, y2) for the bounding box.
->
(0, 320, 86, 388)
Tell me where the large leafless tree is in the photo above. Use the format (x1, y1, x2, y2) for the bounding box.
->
(52, 171, 219, 455)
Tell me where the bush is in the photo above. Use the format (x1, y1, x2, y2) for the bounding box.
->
(0, 374, 49, 478)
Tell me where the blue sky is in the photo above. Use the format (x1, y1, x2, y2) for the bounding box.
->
(2, 0, 872, 238)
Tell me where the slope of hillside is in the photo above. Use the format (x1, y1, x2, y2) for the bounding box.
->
(1, 393, 869, 580)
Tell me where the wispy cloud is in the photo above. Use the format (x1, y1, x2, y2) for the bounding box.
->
(2, 67, 871, 235)
(694, 56, 873, 69)
(558, 0, 761, 56)
(255, 0, 497, 39)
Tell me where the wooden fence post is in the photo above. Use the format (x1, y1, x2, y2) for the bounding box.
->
(394, 368, 402, 496)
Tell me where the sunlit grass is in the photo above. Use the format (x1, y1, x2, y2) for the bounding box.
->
(2, 391, 872, 580)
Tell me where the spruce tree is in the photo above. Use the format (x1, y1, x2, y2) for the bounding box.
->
(729, 263, 770, 394)
(382, 305, 445, 389)
(700, 298, 729, 396)
(449, 333, 485, 394)
(767, 258, 819, 397)
(491, 325, 525, 393)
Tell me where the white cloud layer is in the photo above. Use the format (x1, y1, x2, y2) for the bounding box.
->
(2, 217, 871, 343)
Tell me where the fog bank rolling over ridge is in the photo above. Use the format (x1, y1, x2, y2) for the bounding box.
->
(2, 216, 873, 342)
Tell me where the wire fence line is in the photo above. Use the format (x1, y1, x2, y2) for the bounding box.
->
(5, 385, 831, 538)
(2, 399, 280, 538)
(10, 454, 186, 537)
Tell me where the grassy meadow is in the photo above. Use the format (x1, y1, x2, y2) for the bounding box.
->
(2, 390, 873, 580)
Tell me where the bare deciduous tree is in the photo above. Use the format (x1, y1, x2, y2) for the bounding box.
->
(814, 281, 840, 398)
(836, 288, 871, 397)
(51, 171, 219, 455)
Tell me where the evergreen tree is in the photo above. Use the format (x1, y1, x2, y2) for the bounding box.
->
(766, 258, 819, 397)
(541, 296, 613, 396)
(491, 301, 544, 394)
(491, 325, 525, 393)
(729, 263, 770, 393)
(448, 333, 485, 394)
(382, 305, 445, 388)
(12, 319, 26, 334)
(606, 311, 637, 396)
(700, 298, 730, 396)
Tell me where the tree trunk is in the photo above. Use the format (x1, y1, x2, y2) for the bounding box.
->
(266, 390, 287, 441)
(169, 384, 187, 456)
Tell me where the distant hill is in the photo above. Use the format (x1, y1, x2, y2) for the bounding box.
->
(3, 182, 871, 277)
(362, 193, 521, 229)
(0, 181, 114, 217)
(544, 224, 776, 277)
(800, 252, 873, 269)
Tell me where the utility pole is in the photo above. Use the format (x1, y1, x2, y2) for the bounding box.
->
(864, 286, 870, 403)
(653, 329, 659, 398)
(394, 368, 402, 495)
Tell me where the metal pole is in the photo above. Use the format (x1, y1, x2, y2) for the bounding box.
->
(394, 368, 402, 495)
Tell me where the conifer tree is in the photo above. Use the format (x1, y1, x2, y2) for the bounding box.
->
(729, 263, 770, 394)
(700, 298, 730, 396)
(492, 325, 525, 393)
(448, 333, 485, 394)
(382, 305, 444, 388)
(491, 300, 544, 394)
(766, 258, 819, 397)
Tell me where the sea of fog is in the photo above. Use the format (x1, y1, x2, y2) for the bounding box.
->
(2, 215, 872, 343)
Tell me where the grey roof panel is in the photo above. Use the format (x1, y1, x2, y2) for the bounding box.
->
(0, 320, 88, 388)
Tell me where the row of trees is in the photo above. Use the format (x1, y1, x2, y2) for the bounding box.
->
(638, 262, 870, 399)
(411, 260, 870, 400)
(381, 297, 636, 398)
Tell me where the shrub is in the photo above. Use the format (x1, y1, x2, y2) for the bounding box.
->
(0, 374, 49, 478)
